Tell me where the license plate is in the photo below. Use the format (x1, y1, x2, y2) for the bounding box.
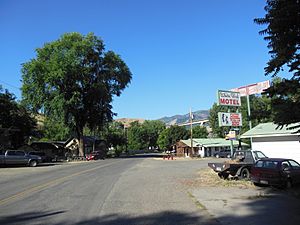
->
(260, 180, 268, 184)
(216, 167, 222, 171)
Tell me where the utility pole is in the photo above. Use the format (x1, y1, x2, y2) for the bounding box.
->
(190, 108, 193, 157)
(246, 94, 253, 147)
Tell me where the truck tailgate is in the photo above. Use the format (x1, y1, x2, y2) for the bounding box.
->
(208, 162, 230, 172)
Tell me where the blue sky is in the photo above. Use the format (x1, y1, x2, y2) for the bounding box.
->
(0, 0, 269, 120)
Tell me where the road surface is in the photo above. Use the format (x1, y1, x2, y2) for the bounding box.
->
(0, 156, 218, 225)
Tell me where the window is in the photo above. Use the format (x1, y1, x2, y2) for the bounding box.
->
(15, 151, 25, 156)
(265, 161, 278, 168)
(288, 160, 300, 169)
(255, 160, 278, 168)
(281, 161, 291, 170)
(6, 151, 16, 156)
(255, 161, 264, 168)
(253, 151, 267, 159)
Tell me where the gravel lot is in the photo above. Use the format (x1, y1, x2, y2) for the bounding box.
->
(185, 165, 300, 225)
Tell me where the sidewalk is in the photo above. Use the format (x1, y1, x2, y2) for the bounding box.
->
(191, 186, 300, 225)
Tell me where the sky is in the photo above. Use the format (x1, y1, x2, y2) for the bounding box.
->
(0, 0, 270, 120)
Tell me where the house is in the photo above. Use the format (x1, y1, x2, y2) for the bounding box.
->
(175, 138, 248, 158)
(241, 122, 300, 163)
(64, 136, 107, 156)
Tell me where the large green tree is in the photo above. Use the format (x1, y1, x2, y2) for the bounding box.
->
(157, 125, 189, 150)
(127, 121, 146, 150)
(255, 0, 300, 130)
(21, 32, 132, 155)
(0, 87, 36, 148)
(103, 121, 127, 156)
(127, 120, 165, 151)
(192, 126, 208, 138)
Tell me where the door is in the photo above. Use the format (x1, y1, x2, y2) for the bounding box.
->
(5, 151, 27, 165)
(288, 160, 300, 184)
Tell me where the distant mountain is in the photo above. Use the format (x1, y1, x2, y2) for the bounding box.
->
(158, 110, 210, 126)
(115, 118, 145, 128)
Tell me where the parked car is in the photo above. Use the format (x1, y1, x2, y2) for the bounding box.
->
(28, 151, 53, 162)
(86, 151, 105, 161)
(251, 158, 300, 188)
(214, 149, 231, 158)
(0, 150, 42, 167)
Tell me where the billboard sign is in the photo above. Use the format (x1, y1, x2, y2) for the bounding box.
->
(218, 112, 242, 127)
(217, 90, 241, 107)
(226, 130, 236, 140)
(230, 80, 270, 97)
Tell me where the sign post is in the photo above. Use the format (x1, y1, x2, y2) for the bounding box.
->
(217, 90, 242, 157)
(230, 80, 270, 146)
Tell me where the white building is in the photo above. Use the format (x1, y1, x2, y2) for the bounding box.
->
(241, 123, 300, 163)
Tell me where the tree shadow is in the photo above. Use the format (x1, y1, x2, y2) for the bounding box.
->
(0, 210, 66, 225)
(0, 210, 218, 225)
(120, 153, 163, 159)
(75, 211, 215, 225)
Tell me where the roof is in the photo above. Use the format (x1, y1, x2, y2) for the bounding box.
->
(241, 122, 300, 138)
(257, 158, 296, 162)
(180, 138, 248, 148)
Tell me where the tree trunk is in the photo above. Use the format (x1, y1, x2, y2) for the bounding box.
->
(79, 135, 84, 156)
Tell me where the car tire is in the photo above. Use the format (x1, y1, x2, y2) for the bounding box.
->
(215, 154, 220, 158)
(239, 168, 250, 180)
(227, 154, 231, 158)
(29, 160, 37, 167)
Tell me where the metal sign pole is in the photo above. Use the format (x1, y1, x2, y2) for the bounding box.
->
(246, 94, 253, 147)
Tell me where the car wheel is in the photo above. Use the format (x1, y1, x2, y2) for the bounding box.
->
(215, 154, 220, 158)
(239, 168, 250, 180)
(29, 160, 37, 167)
(227, 154, 231, 158)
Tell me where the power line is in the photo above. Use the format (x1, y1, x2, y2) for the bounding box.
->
(0, 79, 21, 90)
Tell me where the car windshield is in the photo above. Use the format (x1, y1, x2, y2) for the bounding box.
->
(253, 151, 267, 159)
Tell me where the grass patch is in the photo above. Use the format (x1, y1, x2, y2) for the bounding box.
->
(181, 168, 254, 189)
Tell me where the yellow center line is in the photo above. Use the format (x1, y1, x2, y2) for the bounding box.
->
(0, 161, 117, 206)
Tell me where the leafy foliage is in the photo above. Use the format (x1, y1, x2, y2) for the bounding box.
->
(255, 0, 300, 130)
(157, 125, 189, 150)
(127, 120, 165, 151)
(192, 126, 208, 138)
(21, 32, 132, 155)
(103, 121, 127, 157)
(127, 121, 147, 150)
(0, 87, 36, 147)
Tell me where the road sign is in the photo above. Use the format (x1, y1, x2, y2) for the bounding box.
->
(230, 80, 270, 97)
(217, 90, 241, 107)
(218, 112, 242, 127)
(225, 130, 236, 140)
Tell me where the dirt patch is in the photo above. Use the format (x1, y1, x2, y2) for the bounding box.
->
(181, 168, 254, 189)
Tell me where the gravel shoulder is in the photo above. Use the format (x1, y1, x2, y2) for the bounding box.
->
(186, 167, 300, 225)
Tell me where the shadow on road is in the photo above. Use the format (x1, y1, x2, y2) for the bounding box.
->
(120, 153, 163, 159)
(0, 210, 217, 225)
(0, 210, 66, 225)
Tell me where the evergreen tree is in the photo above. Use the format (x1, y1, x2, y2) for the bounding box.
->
(255, 0, 300, 130)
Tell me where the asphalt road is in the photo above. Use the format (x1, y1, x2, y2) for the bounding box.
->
(0, 156, 218, 225)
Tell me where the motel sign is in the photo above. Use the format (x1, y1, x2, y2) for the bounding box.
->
(217, 90, 241, 107)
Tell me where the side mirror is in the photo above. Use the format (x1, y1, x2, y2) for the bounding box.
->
(283, 167, 290, 171)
